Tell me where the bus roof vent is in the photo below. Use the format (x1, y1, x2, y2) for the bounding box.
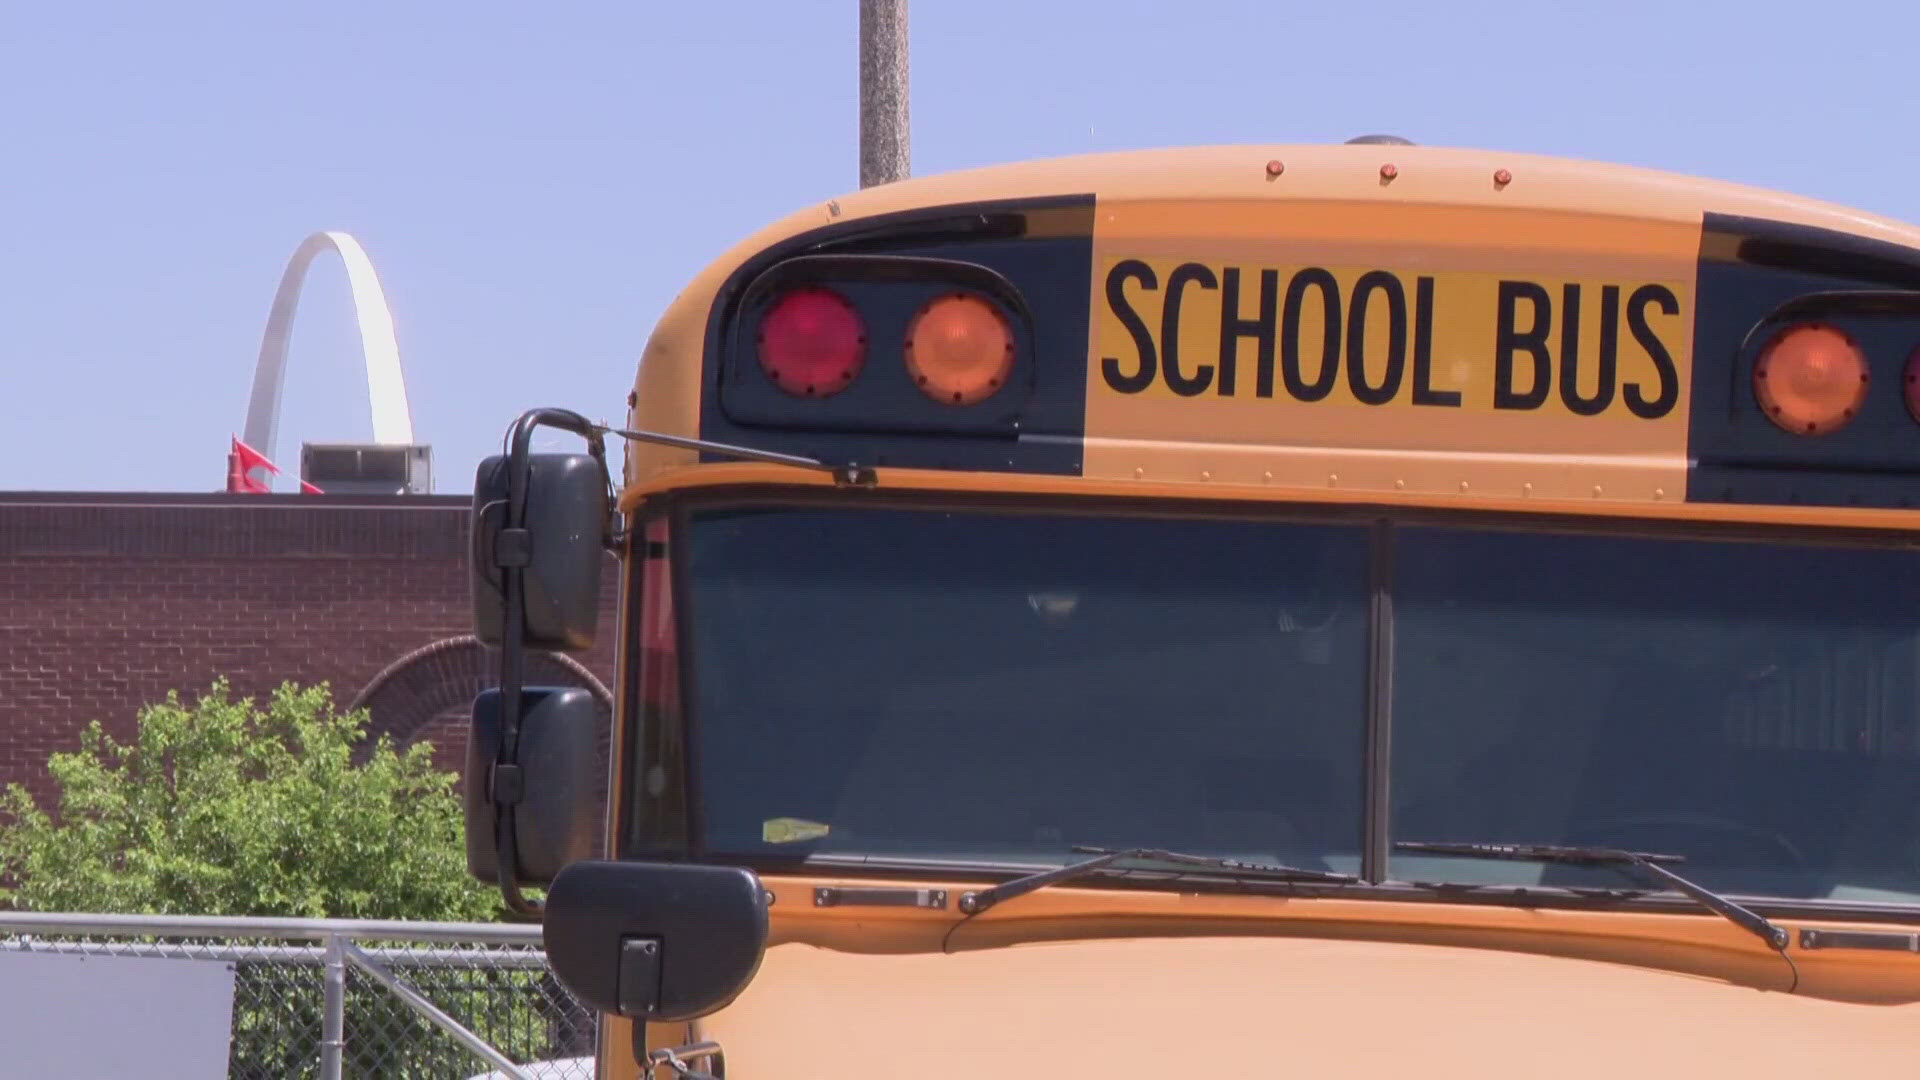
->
(1345, 134, 1415, 145)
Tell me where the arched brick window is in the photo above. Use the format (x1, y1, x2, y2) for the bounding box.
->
(348, 636, 615, 815)
(351, 636, 610, 738)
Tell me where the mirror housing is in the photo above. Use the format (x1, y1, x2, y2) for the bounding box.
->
(543, 860, 770, 1023)
(470, 452, 609, 654)
(464, 686, 602, 885)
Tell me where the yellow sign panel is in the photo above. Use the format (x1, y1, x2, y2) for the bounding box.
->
(1095, 260, 1688, 421)
(1081, 200, 1701, 501)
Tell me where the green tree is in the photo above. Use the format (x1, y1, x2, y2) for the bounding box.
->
(0, 678, 499, 921)
(0, 682, 590, 1079)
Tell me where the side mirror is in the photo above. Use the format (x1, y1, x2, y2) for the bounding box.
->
(470, 452, 609, 653)
(543, 860, 770, 1023)
(464, 686, 602, 886)
(471, 407, 614, 918)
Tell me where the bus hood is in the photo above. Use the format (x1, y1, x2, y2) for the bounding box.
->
(697, 936, 1920, 1077)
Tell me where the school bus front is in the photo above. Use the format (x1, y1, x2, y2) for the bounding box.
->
(475, 143, 1920, 1078)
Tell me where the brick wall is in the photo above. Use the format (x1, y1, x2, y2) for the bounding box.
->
(0, 492, 619, 813)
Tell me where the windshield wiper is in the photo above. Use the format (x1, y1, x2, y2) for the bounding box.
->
(1395, 840, 1790, 951)
(957, 845, 1357, 915)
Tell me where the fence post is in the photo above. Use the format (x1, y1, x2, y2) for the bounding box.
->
(322, 933, 346, 1080)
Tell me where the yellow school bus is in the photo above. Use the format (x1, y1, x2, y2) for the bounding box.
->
(465, 140, 1920, 1079)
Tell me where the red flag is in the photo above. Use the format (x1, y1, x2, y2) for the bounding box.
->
(232, 435, 279, 477)
(228, 435, 279, 495)
(226, 450, 271, 494)
(300, 479, 324, 495)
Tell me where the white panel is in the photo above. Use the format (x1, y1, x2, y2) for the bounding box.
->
(0, 950, 237, 1076)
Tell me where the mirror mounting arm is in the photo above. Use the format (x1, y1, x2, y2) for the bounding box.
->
(593, 424, 877, 488)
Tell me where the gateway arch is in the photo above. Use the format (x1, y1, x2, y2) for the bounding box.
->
(239, 231, 420, 490)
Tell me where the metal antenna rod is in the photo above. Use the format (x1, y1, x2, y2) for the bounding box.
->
(858, 0, 909, 188)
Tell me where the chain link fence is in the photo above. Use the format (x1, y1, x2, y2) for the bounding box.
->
(0, 912, 597, 1079)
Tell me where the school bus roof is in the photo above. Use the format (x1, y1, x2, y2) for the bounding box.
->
(721, 143, 1920, 264)
(624, 143, 1920, 518)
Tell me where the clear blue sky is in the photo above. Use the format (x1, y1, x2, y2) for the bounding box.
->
(4, 0, 1914, 492)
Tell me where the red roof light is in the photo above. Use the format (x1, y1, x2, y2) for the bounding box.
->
(757, 287, 866, 398)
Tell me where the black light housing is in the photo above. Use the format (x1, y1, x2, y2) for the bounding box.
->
(720, 253, 1036, 437)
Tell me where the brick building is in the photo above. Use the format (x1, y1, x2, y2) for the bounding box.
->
(0, 492, 619, 812)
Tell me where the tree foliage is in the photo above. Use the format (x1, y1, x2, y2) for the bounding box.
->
(0, 679, 498, 921)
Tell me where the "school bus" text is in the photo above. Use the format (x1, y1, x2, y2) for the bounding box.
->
(1098, 260, 1685, 420)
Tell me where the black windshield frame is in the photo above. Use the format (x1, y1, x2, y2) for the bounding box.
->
(623, 483, 1920, 923)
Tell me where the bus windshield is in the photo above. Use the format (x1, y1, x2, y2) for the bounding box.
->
(682, 505, 1373, 873)
(677, 502, 1920, 906)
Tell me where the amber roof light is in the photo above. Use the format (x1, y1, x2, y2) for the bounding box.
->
(1754, 323, 1868, 436)
(904, 293, 1014, 406)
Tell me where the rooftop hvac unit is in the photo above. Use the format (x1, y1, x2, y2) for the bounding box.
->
(300, 443, 433, 495)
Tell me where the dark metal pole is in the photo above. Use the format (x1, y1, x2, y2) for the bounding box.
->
(858, 0, 908, 188)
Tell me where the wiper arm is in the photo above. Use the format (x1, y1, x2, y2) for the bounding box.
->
(957, 845, 1357, 915)
(1395, 840, 1790, 951)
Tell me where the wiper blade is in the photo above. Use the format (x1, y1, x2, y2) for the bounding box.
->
(1395, 840, 1790, 951)
(957, 845, 1357, 915)
(1399, 840, 1687, 866)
